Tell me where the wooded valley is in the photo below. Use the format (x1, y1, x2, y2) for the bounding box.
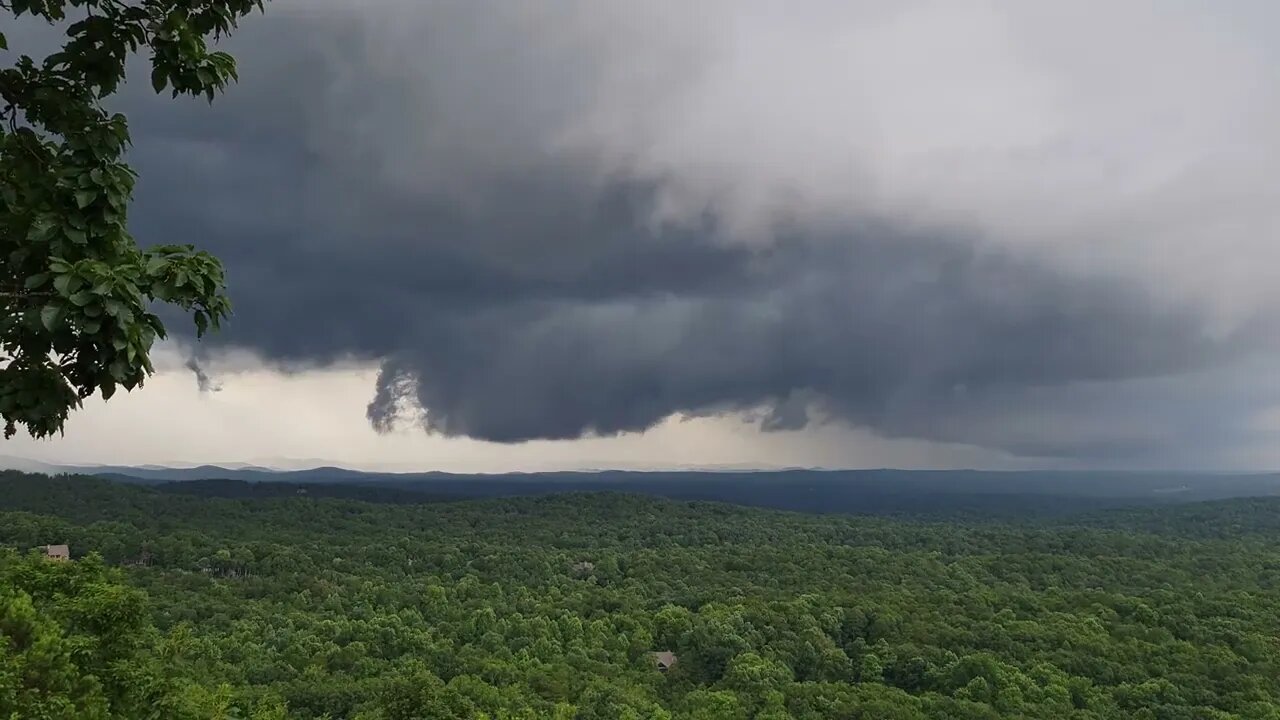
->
(2, 471, 1278, 719)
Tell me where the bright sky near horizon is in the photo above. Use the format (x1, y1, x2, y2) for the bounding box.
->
(6, 345, 1021, 471)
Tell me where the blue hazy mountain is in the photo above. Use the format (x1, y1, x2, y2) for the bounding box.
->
(6, 455, 1278, 518)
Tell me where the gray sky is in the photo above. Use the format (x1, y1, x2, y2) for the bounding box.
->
(8, 0, 1280, 470)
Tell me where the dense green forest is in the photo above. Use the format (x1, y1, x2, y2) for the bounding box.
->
(2, 471, 1280, 719)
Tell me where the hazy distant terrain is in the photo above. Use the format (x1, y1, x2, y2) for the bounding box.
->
(101, 467, 1280, 515)
(4, 455, 1278, 519)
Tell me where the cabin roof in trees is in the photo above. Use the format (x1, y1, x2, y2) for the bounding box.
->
(38, 544, 70, 561)
(653, 651, 677, 671)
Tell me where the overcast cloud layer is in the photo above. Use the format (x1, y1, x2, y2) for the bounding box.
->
(108, 0, 1280, 464)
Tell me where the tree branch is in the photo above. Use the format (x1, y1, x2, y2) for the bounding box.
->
(0, 291, 52, 298)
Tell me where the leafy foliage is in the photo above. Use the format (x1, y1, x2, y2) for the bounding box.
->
(2, 472, 1280, 718)
(0, 0, 264, 439)
(0, 547, 255, 718)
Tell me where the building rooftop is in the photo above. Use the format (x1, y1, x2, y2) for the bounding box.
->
(38, 544, 70, 561)
(653, 651, 677, 671)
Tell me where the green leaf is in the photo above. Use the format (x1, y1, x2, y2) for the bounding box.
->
(40, 304, 63, 332)
(151, 65, 168, 93)
(27, 221, 57, 243)
(52, 274, 81, 295)
(2, 0, 246, 441)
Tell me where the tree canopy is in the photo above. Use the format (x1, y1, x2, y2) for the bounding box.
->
(0, 0, 264, 439)
(3, 471, 1280, 718)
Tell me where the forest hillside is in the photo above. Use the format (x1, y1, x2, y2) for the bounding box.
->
(1, 471, 1278, 719)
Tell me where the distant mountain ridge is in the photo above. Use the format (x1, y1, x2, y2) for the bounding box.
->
(5, 455, 1280, 518)
(0, 456, 58, 474)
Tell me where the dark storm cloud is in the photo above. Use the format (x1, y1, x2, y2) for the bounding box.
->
(111, 1, 1277, 461)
